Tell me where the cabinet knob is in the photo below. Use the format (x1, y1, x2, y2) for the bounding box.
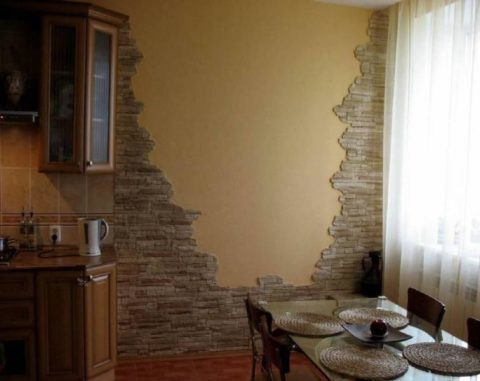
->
(76, 275, 93, 287)
(86, 160, 93, 166)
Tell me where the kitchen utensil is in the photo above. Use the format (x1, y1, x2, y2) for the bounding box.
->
(77, 218, 109, 256)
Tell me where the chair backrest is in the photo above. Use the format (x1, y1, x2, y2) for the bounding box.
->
(407, 288, 446, 337)
(259, 315, 290, 381)
(467, 317, 480, 350)
(245, 296, 274, 334)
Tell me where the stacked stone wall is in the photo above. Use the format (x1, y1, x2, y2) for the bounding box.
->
(312, 11, 388, 289)
(114, 11, 387, 357)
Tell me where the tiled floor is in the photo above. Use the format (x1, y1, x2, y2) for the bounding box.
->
(115, 351, 326, 381)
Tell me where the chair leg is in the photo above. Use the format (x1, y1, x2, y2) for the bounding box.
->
(267, 367, 275, 381)
(261, 353, 268, 373)
(251, 351, 257, 381)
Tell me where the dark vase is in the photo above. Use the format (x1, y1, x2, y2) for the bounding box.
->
(361, 250, 382, 297)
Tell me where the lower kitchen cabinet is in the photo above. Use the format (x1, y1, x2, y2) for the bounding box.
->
(0, 273, 36, 381)
(84, 265, 117, 379)
(37, 270, 85, 381)
(0, 254, 116, 381)
(37, 263, 116, 381)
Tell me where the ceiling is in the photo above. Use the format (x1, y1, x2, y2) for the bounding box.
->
(315, 0, 400, 9)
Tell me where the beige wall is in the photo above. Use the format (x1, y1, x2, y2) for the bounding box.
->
(94, 0, 371, 286)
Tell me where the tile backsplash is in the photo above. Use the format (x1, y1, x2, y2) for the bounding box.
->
(0, 124, 114, 246)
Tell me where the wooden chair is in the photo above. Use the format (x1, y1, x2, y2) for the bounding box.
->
(244, 297, 265, 381)
(258, 315, 326, 381)
(407, 288, 446, 339)
(245, 297, 295, 381)
(467, 317, 480, 350)
(244, 297, 281, 381)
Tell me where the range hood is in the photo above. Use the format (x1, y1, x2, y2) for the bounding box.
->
(0, 110, 38, 123)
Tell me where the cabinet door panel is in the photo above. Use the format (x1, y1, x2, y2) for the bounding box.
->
(85, 20, 117, 173)
(36, 271, 84, 381)
(40, 16, 86, 173)
(0, 301, 34, 328)
(0, 273, 34, 300)
(85, 264, 116, 377)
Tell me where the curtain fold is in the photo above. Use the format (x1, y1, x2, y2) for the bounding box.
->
(384, 0, 480, 339)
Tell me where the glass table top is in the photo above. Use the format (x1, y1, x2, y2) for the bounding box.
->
(263, 298, 479, 381)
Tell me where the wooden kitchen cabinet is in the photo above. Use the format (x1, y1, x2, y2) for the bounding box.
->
(40, 12, 119, 173)
(0, 273, 36, 381)
(0, 249, 117, 381)
(36, 270, 85, 381)
(36, 263, 117, 381)
(0, 1, 126, 173)
(84, 264, 117, 379)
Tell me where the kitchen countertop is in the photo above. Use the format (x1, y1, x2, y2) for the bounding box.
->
(0, 245, 116, 271)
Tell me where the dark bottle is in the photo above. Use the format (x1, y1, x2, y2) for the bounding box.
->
(361, 250, 382, 297)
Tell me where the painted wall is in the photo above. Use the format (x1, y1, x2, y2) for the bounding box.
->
(94, 0, 371, 286)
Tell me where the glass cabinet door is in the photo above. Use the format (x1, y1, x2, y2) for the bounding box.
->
(85, 20, 117, 173)
(41, 16, 86, 172)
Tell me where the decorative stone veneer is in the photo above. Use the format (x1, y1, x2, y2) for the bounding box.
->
(114, 10, 388, 358)
(312, 11, 388, 289)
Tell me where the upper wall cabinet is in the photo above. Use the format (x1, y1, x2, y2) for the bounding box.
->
(0, 1, 127, 173)
(41, 16, 118, 173)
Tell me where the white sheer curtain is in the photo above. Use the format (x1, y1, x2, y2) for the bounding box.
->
(384, 0, 480, 338)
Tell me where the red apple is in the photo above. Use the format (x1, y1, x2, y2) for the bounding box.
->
(370, 319, 388, 337)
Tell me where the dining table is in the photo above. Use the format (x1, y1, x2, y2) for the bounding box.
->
(262, 296, 480, 381)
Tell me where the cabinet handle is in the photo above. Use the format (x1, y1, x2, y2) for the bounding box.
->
(86, 160, 93, 166)
(76, 275, 93, 287)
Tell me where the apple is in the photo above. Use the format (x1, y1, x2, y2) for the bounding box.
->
(370, 319, 388, 337)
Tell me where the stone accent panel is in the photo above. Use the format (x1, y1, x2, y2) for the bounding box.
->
(114, 11, 388, 358)
(312, 11, 388, 288)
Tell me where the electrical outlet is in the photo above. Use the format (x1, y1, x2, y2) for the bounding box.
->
(49, 225, 61, 244)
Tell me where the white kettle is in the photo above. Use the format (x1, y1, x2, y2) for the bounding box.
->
(77, 218, 109, 256)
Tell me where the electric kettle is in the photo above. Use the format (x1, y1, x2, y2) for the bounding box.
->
(77, 218, 109, 256)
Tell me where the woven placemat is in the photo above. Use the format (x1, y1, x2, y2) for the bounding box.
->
(275, 312, 343, 336)
(338, 308, 409, 329)
(403, 343, 480, 376)
(319, 344, 409, 380)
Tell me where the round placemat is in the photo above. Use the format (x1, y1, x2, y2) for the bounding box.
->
(275, 312, 343, 336)
(319, 344, 409, 380)
(338, 308, 409, 329)
(403, 343, 480, 376)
